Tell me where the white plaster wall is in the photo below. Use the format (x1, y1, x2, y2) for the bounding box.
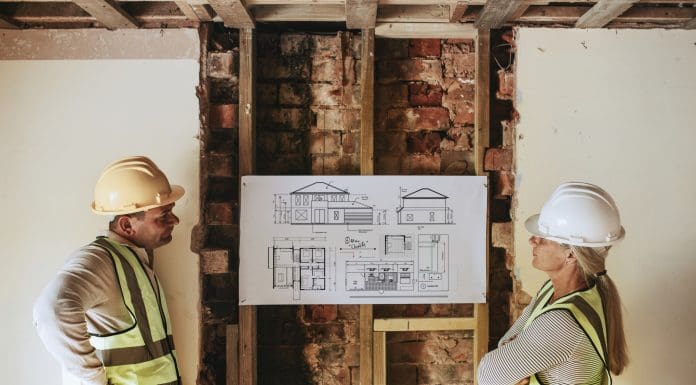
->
(0, 30, 200, 385)
(514, 28, 696, 384)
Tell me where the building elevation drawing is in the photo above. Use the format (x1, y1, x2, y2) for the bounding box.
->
(240, 175, 487, 305)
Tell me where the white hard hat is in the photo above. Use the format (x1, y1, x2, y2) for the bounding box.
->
(91, 156, 185, 215)
(525, 182, 625, 247)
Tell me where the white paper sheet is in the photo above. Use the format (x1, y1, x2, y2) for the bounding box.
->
(239, 175, 487, 305)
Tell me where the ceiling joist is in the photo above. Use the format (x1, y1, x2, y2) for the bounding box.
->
(208, 0, 254, 28)
(474, 0, 528, 29)
(174, 1, 201, 21)
(685, 17, 696, 29)
(375, 22, 476, 38)
(345, 0, 378, 29)
(72, 0, 138, 29)
(575, 0, 639, 28)
(449, 1, 469, 23)
(0, 13, 19, 27)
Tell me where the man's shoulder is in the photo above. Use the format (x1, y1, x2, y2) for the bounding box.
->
(63, 239, 116, 272)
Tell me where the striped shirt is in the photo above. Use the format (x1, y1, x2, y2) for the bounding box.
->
(477, 290, 605, 385)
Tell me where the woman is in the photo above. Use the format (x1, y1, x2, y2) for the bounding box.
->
(477, 182, 628, 385)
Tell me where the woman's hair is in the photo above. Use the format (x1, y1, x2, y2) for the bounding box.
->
(569, 245, 629, 375)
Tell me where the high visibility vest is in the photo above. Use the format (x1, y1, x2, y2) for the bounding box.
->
(89, 237, 180, 385)
(525, 280, 611, 385)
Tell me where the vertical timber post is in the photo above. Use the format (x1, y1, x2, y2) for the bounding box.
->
(473, 28, 490, 385)
(239, 27, 257, 385)
(359, 27, 375, 385)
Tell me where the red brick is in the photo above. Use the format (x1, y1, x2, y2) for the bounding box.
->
(377, 59, 443, 84)
(418, 364, 473, 384)
(402, 154, 441, 174)
(280, 33, 310, 56)
(207, 51, 235, 79)
(338, 154, 360, 174)
(311, 84, 342, 106)
(209, 104, 237, 129)
(376, 84, 409, 108)
(341, 132, 358, 154)
(497, 68, 514, 100)
(316, 109, 360, 131)
(446, 126, 474, 150)
(375, 131, 407, 154)
(312, 154, 341, 175)
(409, 83, 443, 106)
(407, 132, 442, 154)
(403, 304, 430, 316)
(442, 39, 475, 54)
(484, 148, 513, 171)
(378, 107, 450, 131)
(375, 155, 401, 174)
(279, 83, 310, 106)
(306, 305, 338, 322)
(409, 39, 441, 57)
(200, 249, 229, 274)
(337, 305, 360, 320)
(375, 38, 409, 59)
(208, 153, 234, 177)
(276, 132, 306, 153)
(388, 341, 428, 363)
(206, 202, 235, 224)
(446, 338, 473, 363)
(443, 80, 475, 104)
(258, 108, 308, 130)
(257, 83, 277, 105)
(312, 57, 340, 83)
(441, 150, 474, 175)
(387, 365, 418, 385)
(312, 34, 340, 58)
(442, 53, 475, 79)
(494, 171, 515, 197)
(310, 130, 341, 154)
(430, 304, 453, 316)
(492, 221, 513, 251)
(501, 119, 515, 148)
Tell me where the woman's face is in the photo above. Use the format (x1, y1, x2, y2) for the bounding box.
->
(529, 236, 570, 273)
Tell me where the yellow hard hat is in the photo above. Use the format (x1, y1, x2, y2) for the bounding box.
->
(91, 156, 185, 215)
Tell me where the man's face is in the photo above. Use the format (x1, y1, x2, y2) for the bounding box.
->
(128, 203, 180, 251)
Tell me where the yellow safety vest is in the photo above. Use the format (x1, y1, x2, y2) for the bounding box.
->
(525, 280, 611, 385)
(89, 237, 180, 385)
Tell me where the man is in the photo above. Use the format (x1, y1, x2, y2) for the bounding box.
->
(34, 156, 184, 385)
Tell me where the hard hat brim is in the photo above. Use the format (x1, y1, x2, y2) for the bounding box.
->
(91, 184, 185, 216)
(524, 213, 625, 247)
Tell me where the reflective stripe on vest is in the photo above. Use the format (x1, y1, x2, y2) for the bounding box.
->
(525, 280, 611, 385)
(89, 237, 180, 385)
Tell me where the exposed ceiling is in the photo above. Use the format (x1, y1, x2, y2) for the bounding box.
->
(0, 0, 695, 32)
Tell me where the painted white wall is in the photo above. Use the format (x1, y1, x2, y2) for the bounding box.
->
(514, 28, 696, 384)
(0, 30, 200, 385)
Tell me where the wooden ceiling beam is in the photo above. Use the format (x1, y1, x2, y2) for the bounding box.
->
(520, 5, 696, 24)
(379, 5, 449, 23)
(475, 0, 530, 29)
(575, 0, 639, 28)
(449, 1, 469, 23)
(0, 14, 20, 28)
(346, 0, 378, 29)
(253, 5, 344, 21)
(375, 22, 476, 38)
(174, 1, 200, 20)
(72, 0, 138, 29)
(208, 0, 254, 28)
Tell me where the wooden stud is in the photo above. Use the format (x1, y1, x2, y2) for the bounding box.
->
(373, 331, 386, 385)
(72, 0, 139, 29)
(473, 28, 490, 385)
(449, 1, 469, 23)
(208, 0, 254, 28)
(359, 28, 375, 385)
(374, 317, 477, 332)
(374, 22, 476, 38)
(346, 0, 378, 28)
(227, 325, 239, 385)
(360, 28, 375, 177)
(238, 27, 257, 385)
(575, 0, 638, 28)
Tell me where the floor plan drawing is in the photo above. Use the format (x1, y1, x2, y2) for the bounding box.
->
(397, 187, 454, 225)
(268, 237, 334, 300)
(240, 175, 487, 305)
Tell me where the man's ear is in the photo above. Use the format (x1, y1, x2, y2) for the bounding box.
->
(116, 216, 136, 236)
(565, 249, 577, 264)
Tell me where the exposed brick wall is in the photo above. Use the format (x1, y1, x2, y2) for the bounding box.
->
(196, 25, 524, 385)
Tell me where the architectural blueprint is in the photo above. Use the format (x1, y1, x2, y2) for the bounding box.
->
(240, 176, 487, 305)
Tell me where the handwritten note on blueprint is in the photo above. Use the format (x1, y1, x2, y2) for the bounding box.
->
(239, 175, 487, 305)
